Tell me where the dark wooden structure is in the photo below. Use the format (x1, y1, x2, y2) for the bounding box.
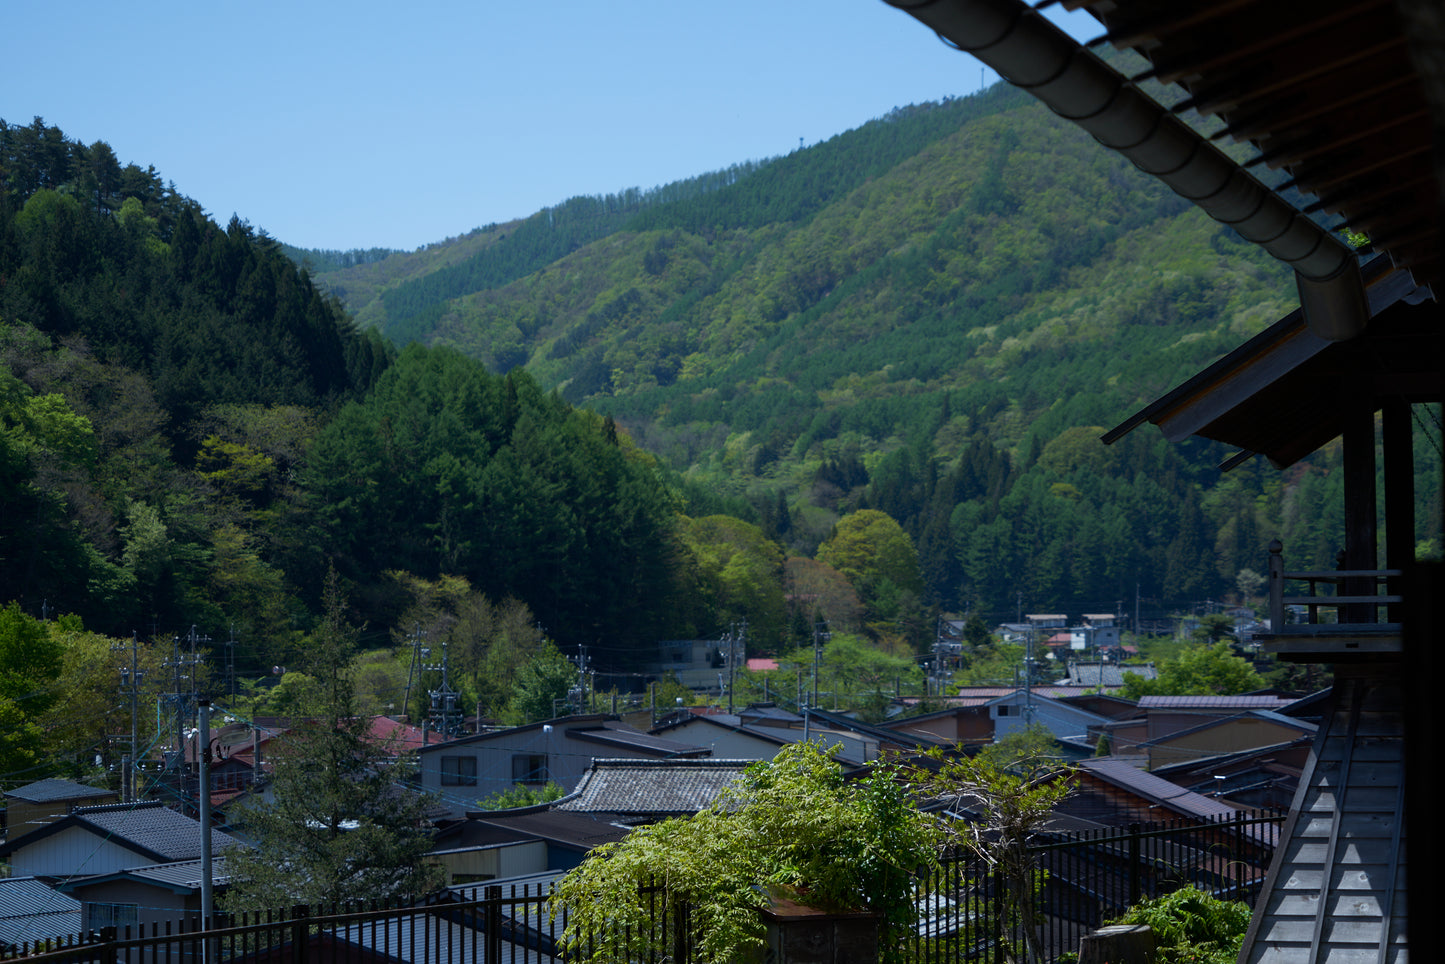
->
(883, 1, 1442, 961)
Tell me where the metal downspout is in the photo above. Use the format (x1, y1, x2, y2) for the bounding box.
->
(884, 0, 1370, 340)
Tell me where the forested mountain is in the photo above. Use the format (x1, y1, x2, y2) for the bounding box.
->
(306, 86, 1440, 626)
(5, 86, 1440, 726)
(0, 118, 692, 687)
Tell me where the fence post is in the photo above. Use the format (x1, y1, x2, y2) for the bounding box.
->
(1128, 823, 1142, 906)
(485, 886, 502, 964)
(291, 904, 309, 964)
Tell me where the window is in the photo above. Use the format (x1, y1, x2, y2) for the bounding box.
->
(88, 902, 139, 930)
(512, 754, 548, 783)
(440, 755, 478, 787)
(997, 705, 1012, 717)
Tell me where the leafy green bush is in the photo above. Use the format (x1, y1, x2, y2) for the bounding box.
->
(550, 741, 937, 964)
(1109, 887, 1253, 964)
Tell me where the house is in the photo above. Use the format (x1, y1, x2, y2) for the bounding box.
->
(52, 855, 232, 935)
(1135, 694, 1300, 746)
(416, 714, 710, 819)
(2, 778, 115, 842)
(1066, 758, 1245, 828)
(1079, 614, 1121, 650)
(428, 809, 627, 884)
(649, 705, 937, 766)
(1141, 710, 1317, 771)
(1150, 737, 1314, 811)
(884, 702, 994, 747)
(0, 877, 82, 952)
(0, 801, 243, 878)
(983, 689, 1113, 746)
(649, 638, 735, 691)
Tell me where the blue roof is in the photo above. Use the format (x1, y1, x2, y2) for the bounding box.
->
(0, 878, 82, 949)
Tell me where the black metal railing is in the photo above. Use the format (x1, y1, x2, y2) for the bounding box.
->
(4, 811, 1285, 964)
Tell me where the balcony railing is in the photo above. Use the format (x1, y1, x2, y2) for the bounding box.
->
(1261, 540, 1403, 656)
(3, 811, 1285, 964)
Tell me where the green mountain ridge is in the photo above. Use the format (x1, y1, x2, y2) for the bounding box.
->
(298, 86, 1379, 624)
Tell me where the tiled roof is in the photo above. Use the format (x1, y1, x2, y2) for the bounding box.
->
(557, 759, 752, 815)
(0, 878, 82, 949)
(1137, 695, 1297, 710)
(68, 802, 242, 862)
(1065, 662, 1155, 687)
(4, 778, 112, 804)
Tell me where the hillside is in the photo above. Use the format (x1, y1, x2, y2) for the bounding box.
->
(305, 85, 1393, 623)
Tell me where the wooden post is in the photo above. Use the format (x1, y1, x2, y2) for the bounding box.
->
(1078, 924, 1155, 964)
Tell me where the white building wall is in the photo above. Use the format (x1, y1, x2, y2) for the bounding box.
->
(8, 826, 149, 877)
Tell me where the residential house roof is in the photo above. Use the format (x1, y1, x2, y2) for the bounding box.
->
(1074, 758, 1242, 824)
(556, 759, 752, 817)
(896, 686, 1125, 708)
(417, 714, 703, 759)
(0, 800, 242, 865)
(1064, 661, 1155, 688)
(1137, 695, 1299, 711)
(564, 720, 709, 757)
(441, 810, 627, 854)
(52, 856, 234, 896)
(3, 778, 112, 804)
(1149, 737, 1312, 809)
(0, 878, 82, 950)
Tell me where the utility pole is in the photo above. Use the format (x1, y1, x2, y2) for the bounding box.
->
(115, 633, 143, 802)
(164, 626, 208, 813)
(197, 697, 214, 958)
(401, 623, 427, 722)
(423, 638, 460, 740)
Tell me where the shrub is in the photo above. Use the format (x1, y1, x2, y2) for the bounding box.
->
(1109, 887, 1253, 964)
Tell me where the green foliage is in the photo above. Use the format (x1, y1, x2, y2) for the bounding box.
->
(1109, 887, 1253, 964)
(474, 780, 565, 810)
(223, 572, 444, 909)
(502, 641, 577, 725)
(1119, 641, 1263, 699)
(977, 722, 1065, 776)
(0, 603, 65, 779)
(302, 345, 680, 658)
(552, 742, 938, 964)
(909, 746, 1075, 964)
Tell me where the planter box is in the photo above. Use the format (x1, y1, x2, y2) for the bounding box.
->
(761, 897, 879, 964)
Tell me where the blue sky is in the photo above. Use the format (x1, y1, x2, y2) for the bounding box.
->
(4, 1, 1100, 252)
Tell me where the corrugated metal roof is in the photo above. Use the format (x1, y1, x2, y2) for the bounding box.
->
(0, 877, 82, 949)
(1139, 695, 1298, 710)
(1077, 758, 1240, 822)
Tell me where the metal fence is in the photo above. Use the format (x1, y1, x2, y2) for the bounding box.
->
(4, 810, 1284, 964)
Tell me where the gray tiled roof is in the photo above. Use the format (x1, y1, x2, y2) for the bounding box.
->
(557, 759, 752, 815)
(71, 802, 242, 862)
(4, 778, 112, 804)
(0, 877, 82, 948)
